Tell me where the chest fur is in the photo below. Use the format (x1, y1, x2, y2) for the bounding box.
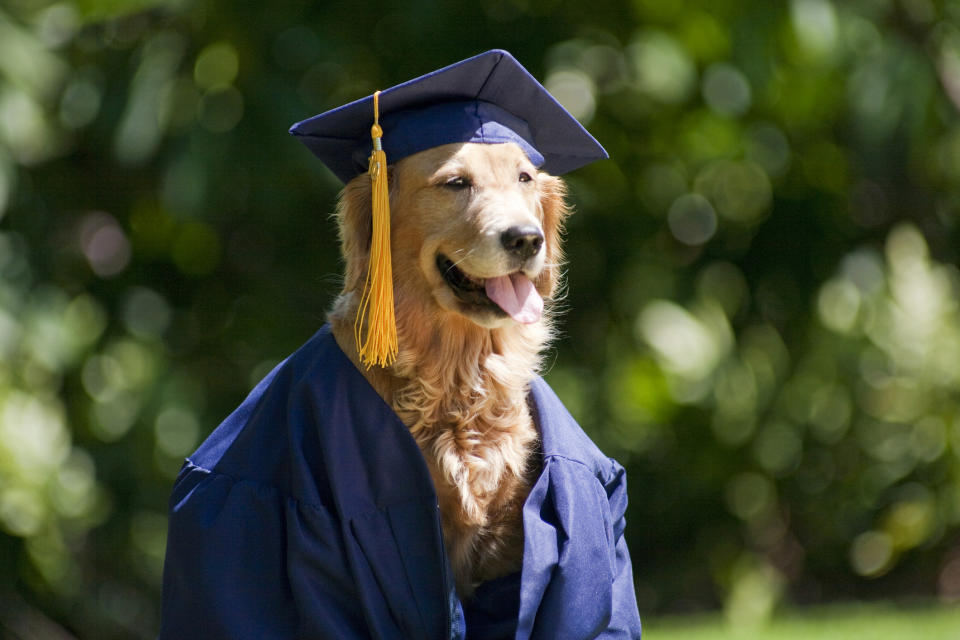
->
(392, 379, 540, 596)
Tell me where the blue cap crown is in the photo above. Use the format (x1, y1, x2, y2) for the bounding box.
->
(290, 49, 607, 183)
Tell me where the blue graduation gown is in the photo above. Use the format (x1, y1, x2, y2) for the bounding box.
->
(159, 325, 641, 639)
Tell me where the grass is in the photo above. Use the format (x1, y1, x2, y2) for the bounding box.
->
(644, 602, 960, 639)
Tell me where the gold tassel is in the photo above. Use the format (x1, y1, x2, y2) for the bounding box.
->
(354, 90, 398, 368)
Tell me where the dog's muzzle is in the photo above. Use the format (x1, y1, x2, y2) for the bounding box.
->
(436, 249, 544, 325)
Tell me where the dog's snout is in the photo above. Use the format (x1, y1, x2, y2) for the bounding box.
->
(500, 226, 544, 261)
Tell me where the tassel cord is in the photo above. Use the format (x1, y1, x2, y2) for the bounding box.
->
(354, 91, 398, 368)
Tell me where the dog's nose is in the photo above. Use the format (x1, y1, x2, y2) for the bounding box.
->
(500, 226, 544, 261)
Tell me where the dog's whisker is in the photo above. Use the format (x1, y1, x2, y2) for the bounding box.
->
(450, 251, 478, 270)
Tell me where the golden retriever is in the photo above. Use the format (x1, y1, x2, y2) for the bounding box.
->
(328, 141, 569, 597)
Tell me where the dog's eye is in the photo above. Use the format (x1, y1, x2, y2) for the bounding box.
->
(518, 172, 533, 183)
(444, 176, 471, 189)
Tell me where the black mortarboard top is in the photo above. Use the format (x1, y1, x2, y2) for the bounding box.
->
(289, 49, 608, 183)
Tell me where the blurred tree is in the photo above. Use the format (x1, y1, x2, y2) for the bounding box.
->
(1, 0, 960, 637)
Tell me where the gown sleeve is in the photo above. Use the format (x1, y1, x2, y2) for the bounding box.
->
(601, 460, 643, 639)
(517, 455, 642, 640)
(159, 461, 372, 640)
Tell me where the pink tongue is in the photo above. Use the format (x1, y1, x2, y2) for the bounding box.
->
(485, 273, 543, 324)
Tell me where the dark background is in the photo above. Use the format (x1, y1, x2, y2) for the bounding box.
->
(2, 0, 960, 637)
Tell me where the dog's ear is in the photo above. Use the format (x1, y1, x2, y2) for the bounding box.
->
(335, 174, 373, 292)
(536, 174, 570, 299)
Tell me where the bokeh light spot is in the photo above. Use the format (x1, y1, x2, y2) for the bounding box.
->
(702, 62, 752, 116)
(62, 294, 107, 360)
(911, 417, 947, 462)
(1, 390, 69, 477)
(712, 360, 758, 446)
(81, 354, 122, 402)
(154, 406, 199, 458)
(114, 32, 185, 165)
(544, 69, 596, 123)
(791, 0, 838, 62)
(80, 212, 131, 278)
(59, 74, 102, 129)
(0, 88, 58, 164)
(753, 421, 803, 475)
(841, 249, 886, 294)
(678, 11, 731, 62)
(725, 472, 775, 521)
(578, 45, 629, 94)
(808, 384, 852, 444)
(638, 299, 731, 383)
(194, 41, 239, 90)
(122, 287, 171, 340)
(36, 3, 79, 47)
(725, 556, 784, 629)
(89, 392, 140, 442)
(0, 488, 47, 537)
(108, 339, 156, 391)
(818, 278, 861, 334)
(745, 122, 791, 178)
(667, 193, 717, 245)
(50, 449, 96, 518)
(696, 262, 749, 319)
(885, 484, 936, 550)
(850, 530, 894, 577)
(162, 156, 206, 216)
(695, 161, 772, 224)
(639, 162, 688, 215)
(628, 31, 696, 104)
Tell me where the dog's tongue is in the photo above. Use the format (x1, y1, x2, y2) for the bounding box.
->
(485, 273, 543, 324)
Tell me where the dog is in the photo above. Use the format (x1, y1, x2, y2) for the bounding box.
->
(160, 51, 642, 638)
(328, 140, 568, 597)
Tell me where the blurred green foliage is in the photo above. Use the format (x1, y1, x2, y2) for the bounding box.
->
(1, 0, 960, 637)
(649, 601, 960, 639)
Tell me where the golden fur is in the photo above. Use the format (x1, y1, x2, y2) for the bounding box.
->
(329, 142, 569, 597)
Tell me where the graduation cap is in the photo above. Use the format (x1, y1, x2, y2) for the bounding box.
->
(289, 49, 608, 368)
